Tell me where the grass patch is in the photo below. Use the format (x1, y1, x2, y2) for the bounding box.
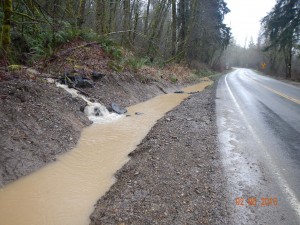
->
(194, 69, 216, 78)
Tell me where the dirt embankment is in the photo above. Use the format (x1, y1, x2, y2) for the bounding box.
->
(90, 84, 232, 224)
(0, 72, 185, 186)
(0, 80, 89, 186)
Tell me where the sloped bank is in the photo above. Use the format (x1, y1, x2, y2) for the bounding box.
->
(0, 72, 187, 186)
(83, 71, 181, 110)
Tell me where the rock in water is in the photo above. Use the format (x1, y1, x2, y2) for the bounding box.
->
(174, 91, 184, 94)
(111, 103, 127, 114)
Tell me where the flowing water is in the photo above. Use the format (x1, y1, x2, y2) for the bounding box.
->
(56, 83, 123, 124)
(0, 79, 212, 225)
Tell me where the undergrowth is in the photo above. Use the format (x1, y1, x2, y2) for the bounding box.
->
(194, 69, 216, 78)
(125, 57, 149, 73)
(7, 19, 124, 66)
(3, 16, 217, 83)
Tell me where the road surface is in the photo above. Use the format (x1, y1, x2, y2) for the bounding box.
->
(216, 68, 300, 224)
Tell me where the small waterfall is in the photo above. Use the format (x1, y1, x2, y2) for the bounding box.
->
(56, 83, 123, 124)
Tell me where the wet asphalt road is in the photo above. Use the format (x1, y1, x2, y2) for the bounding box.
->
(216, 68, 300, 224)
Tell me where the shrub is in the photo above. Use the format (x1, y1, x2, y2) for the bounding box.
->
(126, 57, 149, 73)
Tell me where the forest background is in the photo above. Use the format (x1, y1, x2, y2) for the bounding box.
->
(0, 0, 299, 80)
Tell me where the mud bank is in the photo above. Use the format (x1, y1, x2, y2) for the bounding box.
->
(0, 80, 90, 186)
(0, 74, 185, 186)
(90, 84, 232, 224)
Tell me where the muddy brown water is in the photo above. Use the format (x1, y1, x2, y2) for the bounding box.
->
(0, 79, 212, 225)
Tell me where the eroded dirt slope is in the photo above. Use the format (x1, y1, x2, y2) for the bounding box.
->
(0, 75, 182, 186)
(0, 80, 91, 186)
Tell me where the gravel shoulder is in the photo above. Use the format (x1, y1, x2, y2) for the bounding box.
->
(90, 83, 232, 224)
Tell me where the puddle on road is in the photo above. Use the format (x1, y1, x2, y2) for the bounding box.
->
(0, 79, 212, 225)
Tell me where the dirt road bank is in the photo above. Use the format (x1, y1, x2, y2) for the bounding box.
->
(0, 73, 184, 186)
(90, 83, 232, 224)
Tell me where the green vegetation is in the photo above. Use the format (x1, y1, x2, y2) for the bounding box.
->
(195, 69, 216, 78)
(170, 76, 178, 83)
(262, 0, 300, 78)
(0, 0, 231, 74)
(1, 0, 13, 60)
(125, 57, 149, 73)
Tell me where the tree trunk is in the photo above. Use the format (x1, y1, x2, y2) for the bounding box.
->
(51, 0, 59, 42)
(178, 0, 186, 53)
(130, 0, 136, 25)
(122, 0, 131, 46)
(1, 0, 13, 59)
(95, 0, 102, 33)
(109, 0, 119, 32)
(66, 0, 75, 22)
(144, 0, 151, 35)
(77, 0, 86, 28)
(171, 0, 177, 56)
(96, 0, 109, 34)
(147, 0, 168, 58)
(285, 45, 292, 79)
(156, 1, 170, 42)
(103, 0, 109, 34)
(132, 0, 140, 41)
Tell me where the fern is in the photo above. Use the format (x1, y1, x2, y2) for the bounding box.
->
(126, 57, 149, 73)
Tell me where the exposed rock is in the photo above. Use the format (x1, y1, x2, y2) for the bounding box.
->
(91, 72, 105, 80)
(59, 73, 94, 88)
(111, 103, 127, 114)
(174, 90, 184, 94)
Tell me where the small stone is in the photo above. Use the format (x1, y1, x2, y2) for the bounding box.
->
(112, 103, 127, 114)
(195, 189, 201, 194)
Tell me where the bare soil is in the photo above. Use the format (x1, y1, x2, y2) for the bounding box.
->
(0, 80, 91, 186)
(0, 72, 184, 186)
(90, 84, 232, 224)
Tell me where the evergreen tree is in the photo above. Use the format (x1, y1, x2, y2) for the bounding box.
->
(1, 0, 13, 60)
(262, 0, 300, 78)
